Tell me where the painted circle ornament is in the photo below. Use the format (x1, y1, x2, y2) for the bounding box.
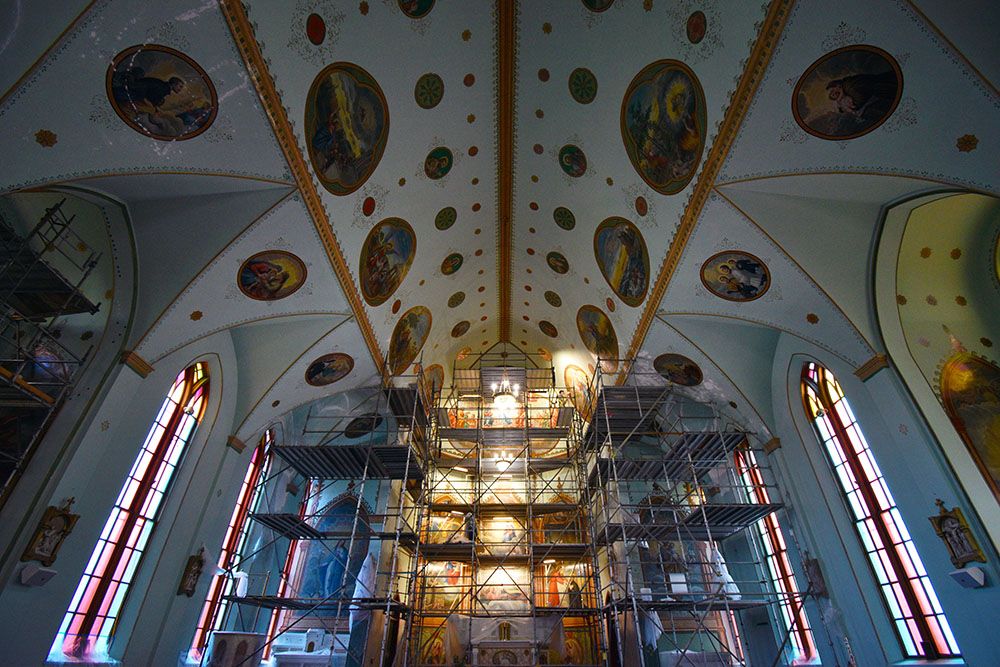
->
(451, 320, 471, 338)
(305, 62, 388, 196)
(424, 147, 454, 179)
(344, 413, 384, 438)
(576, 305, 618, 372)
(553, 207, 576, 230)
(305, 352, 354, 386)
(653, 353, 703, 386)
(582, 0, 614, 11)
(568, 68, 598, 104)
(447, 291, 466, 308)
(686, 11, 706, 44)
(539, 320, 559, 338)
(389, 306, 432, 375)
(306, 13, 326, 45)
(106, 44, 218, 141)
(435, 206, 457, 230)
(594, 217, 649, 306)
(414, 72, 444, 109)
(700, 250, 770, 301)
(621, 60, 707, 195)
(544, 290, 562, 307)
(558, 144, 587, 177)
(792, 45, 903, 140)
(546, 251, 569, 274)
(398, 0, 435, 19)
(359, 217, 416, 306)
(238, 250, 307, 301)
(441, 253, 464, 275)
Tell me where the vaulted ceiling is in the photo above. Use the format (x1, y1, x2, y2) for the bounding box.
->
(1, 0, 996, 441)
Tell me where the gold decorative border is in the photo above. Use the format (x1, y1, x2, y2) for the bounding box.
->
(120, 350, 154, 378)
(496, 0, 516, 341)
(624, 0, 795, 371)
(854, 353, 889, 381)
(219, 0, 383, 369)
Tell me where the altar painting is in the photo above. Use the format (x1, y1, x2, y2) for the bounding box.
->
(477, 566, 530, 612)
(536, 562, 588, 608)
(422, 561, 469, 611)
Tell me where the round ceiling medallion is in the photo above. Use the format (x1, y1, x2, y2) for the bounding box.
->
(360, 217, 416, 306)
(362, 196, 376, 216)
(398, 0, 435, 19)
(546, 251, 569, 274)
(305, 352, 354, 386)
(451, 321, 470, 337)
(654, 353, 703, 386)
(582, 0, 614, 12)
(441, 253, 463, 275)
(344, 412, 384, 439)
(539, 320, 558, 338)
(568, 67, 598, 104)
(424, 146, 454, 179)
(558, 144, 587, 177)
(700, 250, 771, 301)
(414, 72, 444, 109)
(388, 306, 432, 375)
(544, 290, 562, 307)
(576, 305, 618, 373)
(305, 62, 388, 195)
(238, 250, 307, 301)
(621, 59, 706, 195)
(686, 11, 706, 44)
(435, 206, 457, 230)
(792, 45, 902, 140)
(594, 217, 649, 307)
(106, 44, 218, 141)
(447, 291, 466, 308)
(553, 207, 576, 230)
(306, 13, 326, 45)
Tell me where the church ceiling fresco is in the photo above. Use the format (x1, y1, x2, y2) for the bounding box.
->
(1, 0, 996, 441)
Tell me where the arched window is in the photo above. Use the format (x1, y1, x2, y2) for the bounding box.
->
(50, 362, 209, 660)
(801, 362, 959, 658)
(188, 429, 273, 660)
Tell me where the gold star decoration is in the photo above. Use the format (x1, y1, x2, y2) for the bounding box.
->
(359, 1, 369, 16)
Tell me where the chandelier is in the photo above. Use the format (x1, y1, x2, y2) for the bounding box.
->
(490, 376, 520, 420)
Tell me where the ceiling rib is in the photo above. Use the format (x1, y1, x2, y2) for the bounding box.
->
(218, 0, 385, 371)
(496, 0, 517, 342)
(622, 0, 796, 379)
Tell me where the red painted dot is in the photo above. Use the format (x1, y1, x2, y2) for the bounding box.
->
(535, 109, 544, 118)
(538, 68, 550, 82)
(524, 285, 532, 291)
(481, 315, 488, 321)
(464, 73, 476, 86)
(529, 202, 539, 210)
(523, 315, 530, 321)
(533, 143, 544, 154)
(392, 299, 401, 314)
(474, 228, 482, 234)
(478, 269, 484, 274)
(306, 13, 326, 45)
(528, 227, 536, 234)
(468, 146, 479, 156)
(475, 249, 483, 256)
(527, 248, 535, 255)
(472, 202, 481, 211)
(583, 277, 589, 284)
(606, 298, 616, 312)
(521, 340, 528, 346)
(635, 196, 648, 216)
(478, 286, 485, 292)
(419, 279, 426, 286)
(526, 268, 532, 274)
(399, 177, 406, 186)
(471, 177, 479, 185)
(362, 196, 376, 216)
(480, 303, 486, 307)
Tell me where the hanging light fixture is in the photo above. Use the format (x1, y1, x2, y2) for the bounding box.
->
(490, 375, 520, 420)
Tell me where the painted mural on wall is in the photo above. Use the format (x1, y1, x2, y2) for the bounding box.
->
(106, 45, 217, 141)
(296, 495, 370, 619)
(425, 364, 445, 398)
(793, 45, 902, 140)
(594, 217, 649, 307)
(305, 62, 388, 195)
(344, 413, 384, 439)
(360, 217, 415, 306)
(237, 250, 307, 301)
(700, 251, 770, 302)
(653, 353, 703, 386)
(389, 306, 432, 374)
(938, 351, 1000, 500)
(576, 305, 618, 373)
(564, 364, 592, 421)
(398, 0, 435, 19)
(621, 60, 706, 195)
(304, 352, 354, 386)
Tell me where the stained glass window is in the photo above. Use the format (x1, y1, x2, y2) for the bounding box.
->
(51, 363, 209, 660)
(802, 362, 959, 658)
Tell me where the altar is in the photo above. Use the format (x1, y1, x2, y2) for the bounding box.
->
(473, 640, 534, 666)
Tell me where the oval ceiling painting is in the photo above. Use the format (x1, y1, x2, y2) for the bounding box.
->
(414, 72, 444, 109)
(700, 250, 770, 302)
(425, 147, 454, 180)
(106, 44, 218, 141)
(576, 305, 618, 373)
(539, 320, 558, 338)
(451, 320, 470, 338)
(653, 353, 704, 386)
(305, 62, 388, 196)
(435, 206, 457, 230)
(544, 290, 562, 307)
(441, 252, 463, 275)
(398, 0, 435, 19)
(389, 305, 432, 375)
(621, 59, 707, 195)
(360, 217, 416, 306)
(558, 144, 587, 178)
(344, 412, 384, 439)
(305, 352, 354, 386)
(447, 291, 465, 308)
(546, 251, 569, 274)
(594, 217, 649, 307)
(553, 207, 576, 231)
(582, 0, 614, 12)
(564, 364, 593, 420)
(793, 45, 902, 140)
(238, 250, 307, 301)
(425, 363, 445, 397)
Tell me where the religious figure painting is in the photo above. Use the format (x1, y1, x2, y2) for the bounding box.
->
(558, 144, 588, 178)
(424, 147, 453, 180)
(106, 45, 217, 141)
(700, 251, 770, 302)
(388, 305, 432, 374)
(304, 352, 354, 386)
(422, 561, 467, 611)
(939, 351, 1000, 499)
(359, 218, 415, 306)
(297, 496, 370, 617)
(305, 62, 388, 195)
(793, 45, 903, 140)
(537, 562, 587, 608)
(564, 365, 592, 421)
(576, 305, 619, 373)
(653, 353, 704, 386)
(344, 413, 384, 439)
(425, 364, 445, 399)
(238, 251, 307, 301)
(441, 253, 463, 275)
(621, 60, 706, 195)
(546, 251, 569, 274)
(594, 217, 649, 306)
(451, 321, 470, 338)
(398, 0, 435, 19)
(582, 0, 614, 12)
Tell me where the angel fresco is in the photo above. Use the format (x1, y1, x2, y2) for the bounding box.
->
(305, 63, 388, 195)
(304, 353, 354, 387)
(576, 306, 619, 373)
(388, 306, 432, 375)
(594, 217, 649, 306)
(360, 218, 415, 306)
(238, 251, 307, 301)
